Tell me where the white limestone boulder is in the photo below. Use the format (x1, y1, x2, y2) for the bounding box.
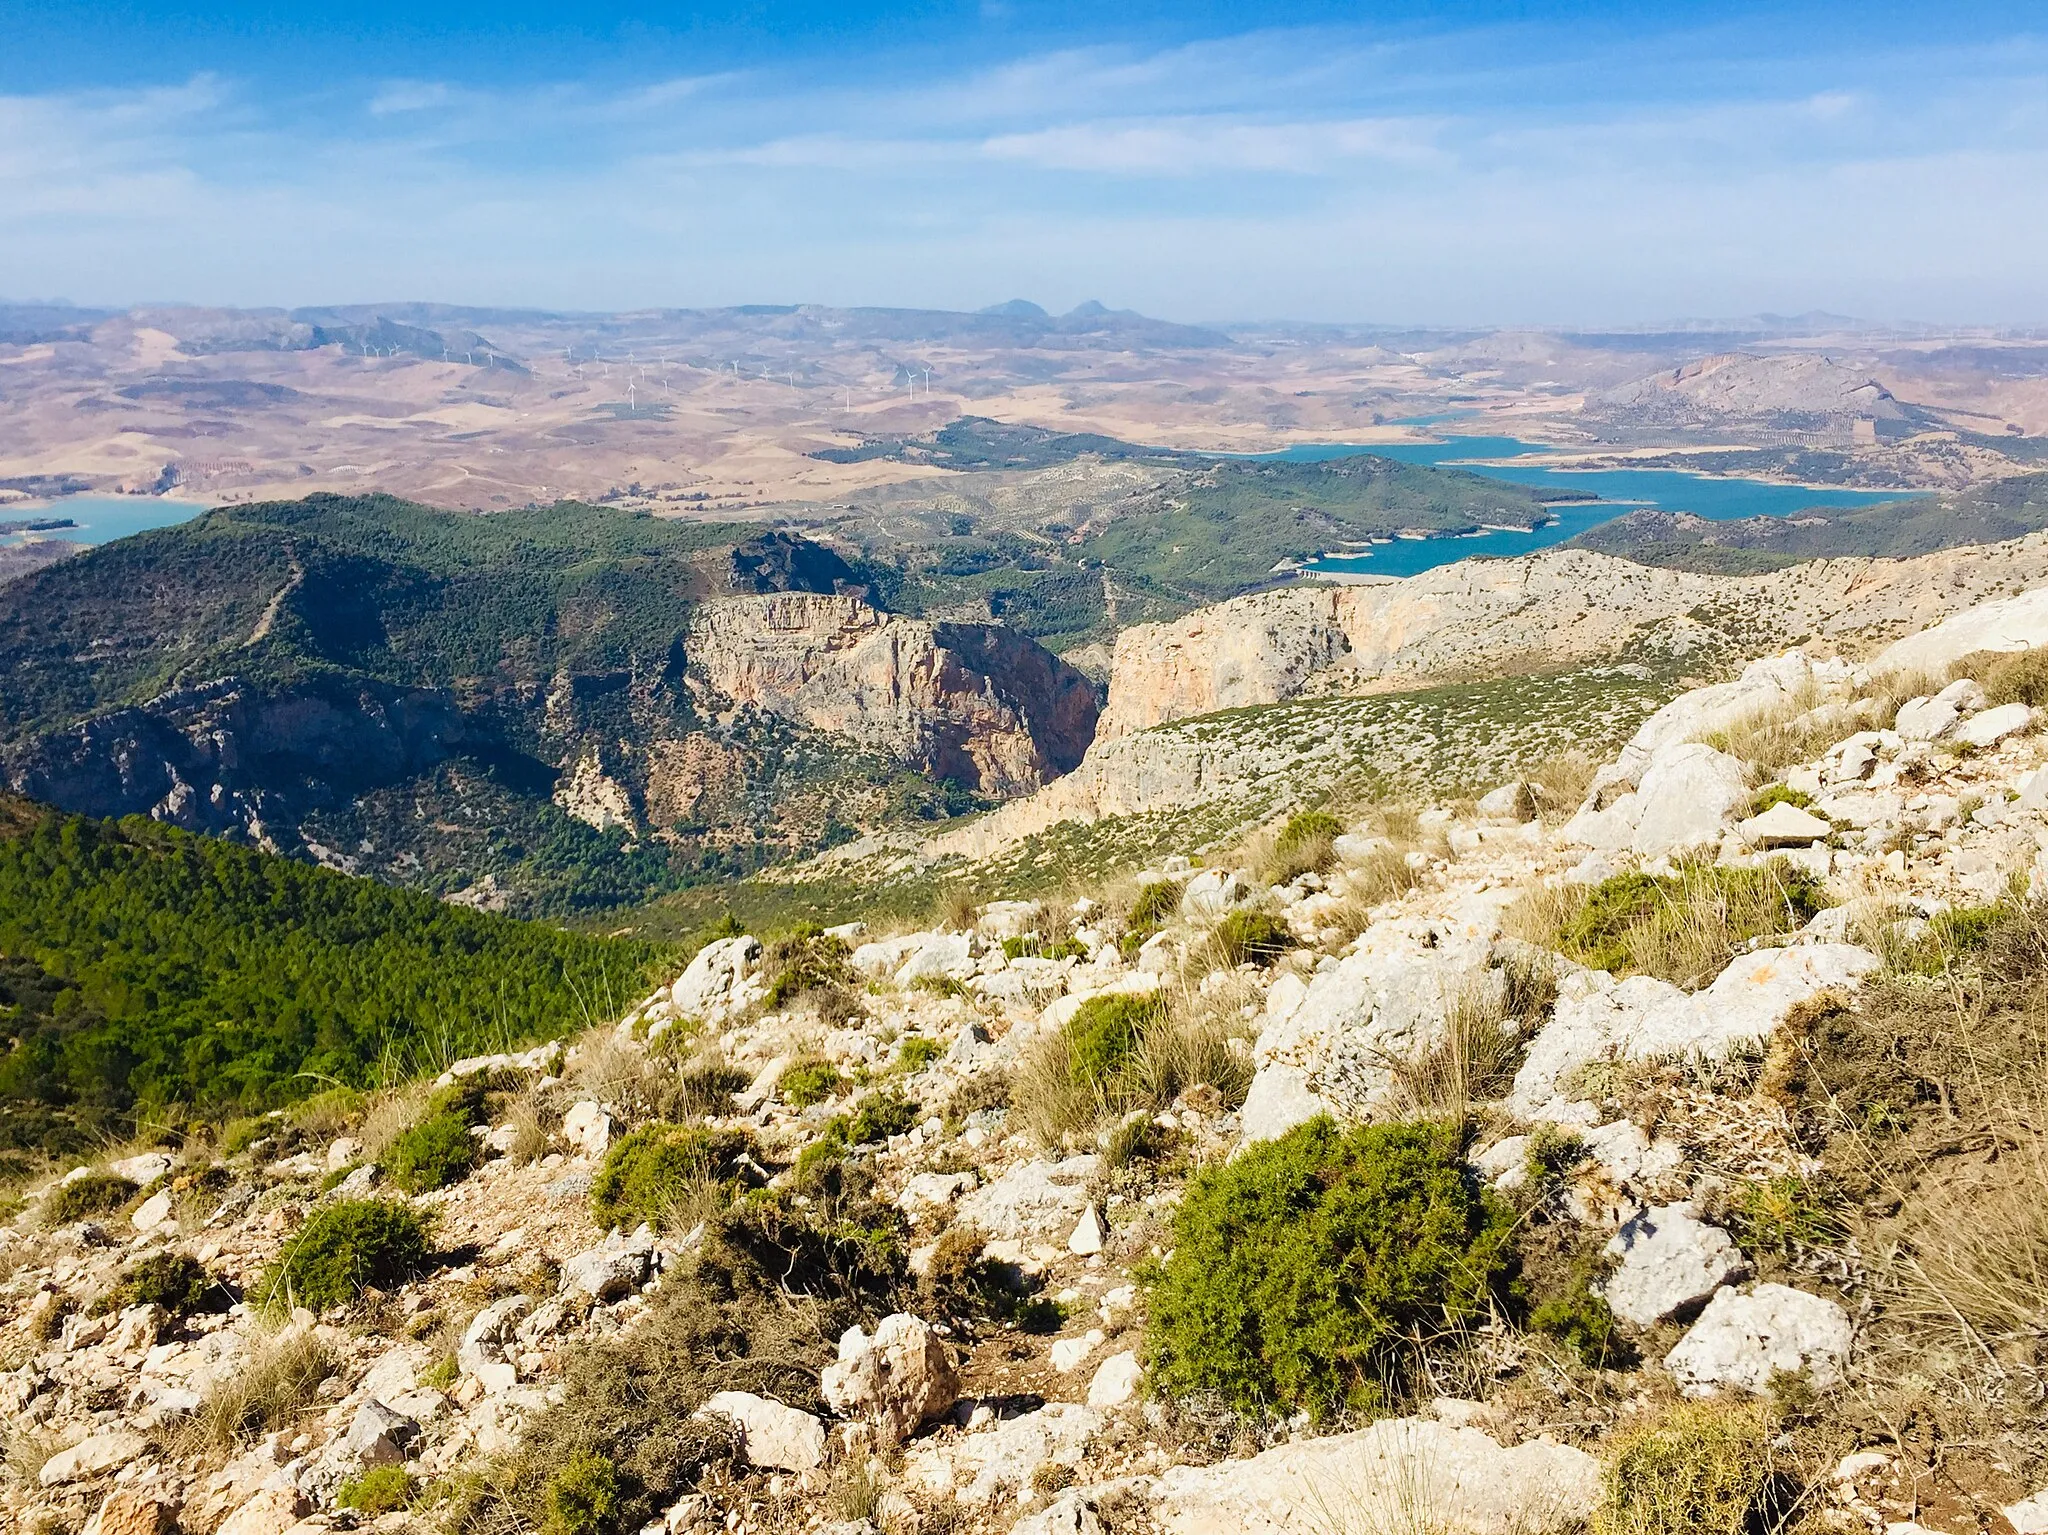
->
(1511, 944, 1878, 1118)
(671, 935, 761, 1017)
(1602, 1204, 1748, 1327)
(696, 1391, 827, 1472)
(1873, 581, 2048, 675)
(1630, 743, 1749, 857)
(1137, 1416, 1601, 1535)
(1957, 701, 2033, 748)
(953, 1156, 1102, 1241)
(1738, 801, 1831, 848)
(1665, 1283, 1853, 1395)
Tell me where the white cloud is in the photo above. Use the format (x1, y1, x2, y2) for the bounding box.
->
(2, 25, 2046, 322)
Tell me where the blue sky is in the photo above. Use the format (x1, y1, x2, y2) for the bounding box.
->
(4, 1, 2046, 324)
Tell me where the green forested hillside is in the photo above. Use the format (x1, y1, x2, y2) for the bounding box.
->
(1565, 470, 2048, 573)
(1069, 454, 1573, 603)
(0, 796, 660, 1152)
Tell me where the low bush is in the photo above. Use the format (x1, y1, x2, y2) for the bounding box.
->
(1526, 1245, 1629, 1368)
(759, 929, 853, 1011)
(1551, 861, 1831, 986)
(387, 1111, 482, 1194)
(897, 1036, 944, 1071)
(1974, 647, 2048, 708)
(1262, 809, 1342, 884)
(545, 1452, 621, 1535)
(668, 1057, 751, 1118)
(708, 1192, 908, 1303)
(845, 1090, 919, 1144)
(1592, 1398, 1776, 1535)
(257, 1198, 432, 1312)
(780, 1059, 845, 1108)
(338, 1464, 414, 1515)
(454, 1207, 860, 1535)
(1119, 879, 1184, 956)
(589, 1124, 759, 1233)
(104, 1252, 227, 1317)
(1212, 908, 1296, 966)
(43, 1172, 139, 1227)
(1002, 934, 1088, 962)
(1748, 782, 1815, 815)
(1143, 1117, 1516, 1421)
(1015, 991, 1250, 1146)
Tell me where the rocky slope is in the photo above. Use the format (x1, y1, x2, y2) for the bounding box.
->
(7, 583, 2048, 1535)
(923, 535, 2048, 867)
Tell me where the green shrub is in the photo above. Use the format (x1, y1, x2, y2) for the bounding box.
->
(1527, 1246, 1629, 1368)
(1593, 1398, 1776, 1535)
(781, 1059, 845, 1108)
(105, 1252, 225, 1316)
(44, 1173, 138, 1227)
(387, 1111, 482, 1193)
(845, 1091, 919, 1144)
(1748, 783, 1815, 815)
(221, 1116, 273, 1156)
(708, 1193, 907, 1303)
(1554, 861, 1831, 985)
(760, 929, 852, 1010)
(897, 1036, 944, 1071)
(1213, 909, 1296, 966)
(545, 1452, 621, 1535)
(589, 1124, 757, 1232)
(1143, 1118, 1516, 1421)
(258, 1198, 432, 1311)
(1068, 993, 1164, 1090)
(1727, 1175, 1840, 1258)
(1002, 935, 1089, 962)
(1265, 810, 1342, 881)
(338, 1464, 414, 1515)
(1121, 880, 1183, 952)
(1524, 1124, 1588, 1187)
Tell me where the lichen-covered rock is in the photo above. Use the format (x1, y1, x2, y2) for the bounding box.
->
(821, 1314, 958, 1447)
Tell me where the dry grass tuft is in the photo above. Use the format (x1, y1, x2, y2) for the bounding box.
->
(168, 1327, 334, 1453)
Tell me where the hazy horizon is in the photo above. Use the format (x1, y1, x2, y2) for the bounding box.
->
(6, 1, 2047, 325)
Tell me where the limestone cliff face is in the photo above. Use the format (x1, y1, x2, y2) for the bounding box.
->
(1095, 553, 1723, 739)
(1095, 537, 2048, 742)
(687, 593, 1100, 796)
(933, 535, 2048, 861)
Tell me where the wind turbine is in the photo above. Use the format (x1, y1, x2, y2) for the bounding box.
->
(627, 381, 637, 413)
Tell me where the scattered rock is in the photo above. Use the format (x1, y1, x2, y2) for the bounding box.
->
(561, 1099, 614, 1159)
(1602, 1204, 1747, 1327)
(1738, 801, 1831, 847)
(697, 1391, 827, 1472)
(1665, 1283, 1853, 1395)
(560, 1228, 658, 1300)
(81, 1489, 179, 1535)
(1067, 1204, 1108, 1256)
(40, 1428, 148, 1486)
(672, 935, 762, 1017)
(1085, 1351, 1143, 1408)
(1895, 678, 1986, 742)
(1629, 743, 1750, 857)
(1049, 1331, 1104, 1372)
(1142, 1415, 1602, 1535)
(216, 1486, 309, 1535)
(953, 1156, 1102, 1241)
(1958, 701, 2033, 748)
(130, 1190, 175, 1232)
(822, 1314, 959, 1447)
(906, 1402, 1100, 1503)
